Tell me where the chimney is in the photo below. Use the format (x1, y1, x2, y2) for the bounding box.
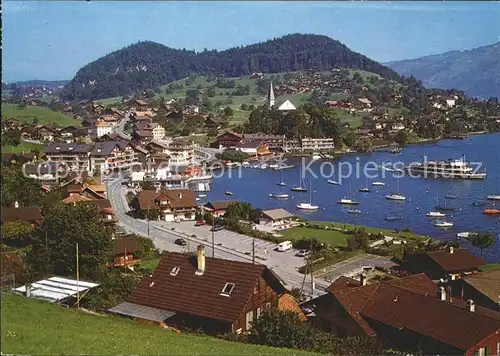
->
(26, 284, 32, 298)
(466, 299, 475, 313)
(196, 245, 205, 275)
(449, 246, 454, 254)
(438, 286, 446, 301)
(14, 201, 19, 208)
(360, 272, 367, 286)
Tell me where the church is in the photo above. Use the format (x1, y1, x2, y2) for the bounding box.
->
(268, 81, 296, 113)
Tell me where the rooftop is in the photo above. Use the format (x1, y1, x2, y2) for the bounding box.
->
(426, 248, 485, 272)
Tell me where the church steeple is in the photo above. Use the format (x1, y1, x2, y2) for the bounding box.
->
(268, 81, 275, 109)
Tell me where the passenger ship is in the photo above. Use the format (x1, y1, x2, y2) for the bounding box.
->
(405, 156, 487, 180)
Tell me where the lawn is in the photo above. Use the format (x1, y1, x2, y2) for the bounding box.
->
(1, 104, 81, 126)
(281, 220, 429, 248)
(480, 263, 500, 272)
(96, 96, 122, 106)
(140, 257, 160, 270)
(2, 141, 45, 154)
(1, 293, 315, 355)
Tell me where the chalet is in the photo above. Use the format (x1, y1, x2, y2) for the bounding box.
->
(259, 209, 295, 230)
(251, 72, 264, 79)
(114, 237, 142, 267)
(165, 111, 184, 125)
(133, 115, 153, 123)
(1, 202, 43, 227)
(357, 98, 372, 108)
(235, 140, 270, 156)
(76, 198, 117, 224)
(277, 100, 296, 112)
(37, 125, 58, 142)
(131, 189, 198, 222)
(459, 270, 500, 312)
(45, 143, 94, 172)
(108, 246, 304, 334)
(82, 118, 97, 128)
(98, 133, 129, 142)
(147, 123, 166, 140)
(91, 102, 105, 114)
(168, 139, 194, 165)
(204, 117, 227, 130)
(89, 141, 137, 173)
(313, 273, 500, 356)
(203, 200, 236, 217)
(184, 105, 200, 114)
(58, 126, 81, 143)
(2, 153, 36, 166)
(243, 133, 285, 151)
(105, 107, 123, 116)
(132, 130, 154, 144)
(146, 140, 169, 155)
(95, 121, 114, 137)
(212, 131, 243, 149)
(134, 99, 149, 108)
(403, 247, 485, 280)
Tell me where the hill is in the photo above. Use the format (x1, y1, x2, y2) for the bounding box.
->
(1, 104, 81, 126)
(385, 42, 500, 99)
(1, 293, 315, 355)
(61, 33, 400, 101)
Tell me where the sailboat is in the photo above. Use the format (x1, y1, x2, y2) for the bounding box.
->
(290, 164, 308, 192)
(435, 221, 454, 228)
(386, 176, 406, 201)
(359, 176, 372, 193)
(328, 179, 341, 185)
(337, 182, 360, 205)
(426, 194, 446, 218)
(276, 169, 286, 186)
(269, 193, 289, 199)
(487, 195, 500, 201)
(297, 181, 319, 210)
(372, 181, 385, 187)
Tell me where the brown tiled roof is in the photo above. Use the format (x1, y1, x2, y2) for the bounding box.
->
(114, 238, 141, 255)
(326, 276, 362, 292)
(61, 195, 93, 204)
(463, 270, 500, 304)
(134, 130, 154, 138)
(204, 200, 236, 211)
(158, 189, 197, 209)
(261, 208, 294, 221)
(426, 249, 485, 272)
(1, 207, 43, 224)
(126, 251, 280, 322)
(134, 190, 160, 210)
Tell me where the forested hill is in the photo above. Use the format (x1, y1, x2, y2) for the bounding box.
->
(61, 34, 401, 101)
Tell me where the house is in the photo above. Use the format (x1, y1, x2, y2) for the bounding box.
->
(251, 72, 264, 79)
(390, 123, 405, 132)
(114, 237, 142, 267)
(168, 139, 194, 165)
(165, 111, 184, 125)
(134, 99, 149, 107)
(89, 141, 137, 173)
(203, 201, 236, 217)
(128, 163, 181, 189)
(204, 117, 227, 130)
(45, 143, 94, 172)
(234, 140, 270, 156)
(2, 153, 36, 166)
(313, 273, 500, 356)
(23, 161, 69, 183)
(108, 246, 304, 333)
(243, 133, 285, 151)
(300, 137, 335, 151)
(403, 247, 485, 280)
(37, 125, 58, 142)
(132, 130, 154, 144)
(259, 209, 295, 230)
(358, 98, 372, 107)
(95, 121, 114, 137)
(58, 126, 81, 143)
(147, 123, 166, 140)
(1, 202, 43, 227)
(146, 140, 169, 155)
(446, 98, 457, 107)
(184, 105, 200, 114)
(277, 100, 296, 112)
(98, 133, 129, 142)
(75, 198, 118, 224)
(131, 189, 198, 222)
(459, 270, 500, 311)
(212, 131, 243, 149)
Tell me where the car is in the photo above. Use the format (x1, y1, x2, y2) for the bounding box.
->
(194, 220, 206, 226)
(295, 249, 310, 257)
(300, 306, 314, 315)
(174, 238, 187, 246)
(210, 225, 224, 232)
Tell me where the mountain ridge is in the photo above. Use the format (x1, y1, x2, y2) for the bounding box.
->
(61, 34, 401, 101)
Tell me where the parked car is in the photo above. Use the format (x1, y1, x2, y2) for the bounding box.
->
(195, 220, 206, 226)
(174, 238, 187, 246)
(210, 225, 224, 232)
(277, 240, 293, 252)
(295, 249, 310, 257)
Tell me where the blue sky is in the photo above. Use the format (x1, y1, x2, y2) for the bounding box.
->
(3, 1, 499, 83)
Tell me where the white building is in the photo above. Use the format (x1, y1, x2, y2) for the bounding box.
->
(168, 139, 194, 165)
(148, 123, 166, 140)
(446, 99, 456, 107)
(278, 100, 296, 112)
(259, 208, 295, 230)
(300, 137, 335, 151)
(95, 121, 114, 137)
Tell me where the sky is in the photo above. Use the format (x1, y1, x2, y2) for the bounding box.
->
(2, 1, 500, 83)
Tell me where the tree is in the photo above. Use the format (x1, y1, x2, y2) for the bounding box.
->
(1, 221, 35, 248)
(394, 130, 409, 146)
(1, 164, 44, 208)
(466, 233, 496, 259)
(223, 106, 234, 117)
(240, 103, 249, 111)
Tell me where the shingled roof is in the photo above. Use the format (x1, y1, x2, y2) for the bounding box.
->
(125, 250, 286, 323)
(426, 248, 485, 272)
(1, 207, 43, 224)
(462, 270, 500, 304)
(204, 200, 236, 212)
(114, 238, 141, 255)
(134, 189, 197, 210)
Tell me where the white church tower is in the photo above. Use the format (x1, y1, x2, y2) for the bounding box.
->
(268, 81, 275, 109)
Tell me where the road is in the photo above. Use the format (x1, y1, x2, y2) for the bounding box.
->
(107, 178, 329, 294)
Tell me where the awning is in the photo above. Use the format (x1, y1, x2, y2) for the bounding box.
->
(108, 302, 176, 322)
(14, 276, 99, 303)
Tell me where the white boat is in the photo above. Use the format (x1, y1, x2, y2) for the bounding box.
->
(426, 194, 446, 218)
(456, 232, 472, 239)
(337, 181, 360, 205)
(297, 181, 319, 210)
(195, 197, 200, 201)
(435, 221, 454, 228)
(386, 177, 406, 201)
(405, 155, 487, 180)
(372, 182, 385, 186)
(277, 169, 286, 186)
(311, 152, 322, 160)
(487, 195, 500, 201)
(241, 162, 250, 167)
(269, 164, 279, 169)
(328, 179, 341, 185)
(260, 163, 268, 169)
(269, 193, 289, 199)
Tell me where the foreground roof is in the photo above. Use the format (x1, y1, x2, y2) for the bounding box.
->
(426, 248, 485, 272)
(261, 208, 294, 220)
(463, 270, 500, 304)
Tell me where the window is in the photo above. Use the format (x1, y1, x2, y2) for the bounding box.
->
(256, 307, 261, 319)
(477, 347, 485, 356)
(245, 310, 254, 330)
(170, 266, 180, 276)
(221, 282, 235, 296)
(253, 285, 258, 294)
(265, 302, 271, 310)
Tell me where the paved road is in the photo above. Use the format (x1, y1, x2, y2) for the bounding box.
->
(107, 178, 329, 294)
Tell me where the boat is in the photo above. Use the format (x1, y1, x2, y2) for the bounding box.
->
(405, 155, 487, 180)
(386, 176, 406, 201)
(224, 191, 234, 196)
(372, 181, 385, 186)
(427, 194, 446, 218)
(311, 152, 322, 160)
(268, 164, 279, 169)
(483, 209, 500, 215)
(297, 181, 319, 210)
(434, 221, 454, 228)
(359, 177, 372, 193)
(198, 194, 207, 198)
(269, 193, 289, 199)
(241, 162, 250, 168)
(445, 194, 458, 200)
(277, 169, 286, 186)
(385, 216, 403, 221)
(487, 195, 500, 201)
(327, 179, 341, 185)
(337, 182, 360, 205)
(260, 163, 268, 170)
(290, 164, 308, 192)
(275, 164, 294, 170)
(348, 209, 362, 214)
(456, 232, 472, 239)
(472, 201, 486, 206)
(321, 153, 334, 159)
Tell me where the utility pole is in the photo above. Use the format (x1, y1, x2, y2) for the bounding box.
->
(76, 243, 80, 309)
(212, 227, 215, 258)
(252, 238, 255, 264)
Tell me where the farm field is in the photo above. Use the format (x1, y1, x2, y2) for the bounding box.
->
(1, 104, 81, 126)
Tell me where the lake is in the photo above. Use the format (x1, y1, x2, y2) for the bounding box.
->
(207, 133, 500, 263)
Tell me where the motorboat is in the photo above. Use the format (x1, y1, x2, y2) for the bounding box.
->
(290, 186, 308, 192)
(327, 179, 341, 185)
(268, 164, 279, 169)
(359, 187, 372, 193)
(260, 163, 268, 169)
(434, 221, 454, 228)
(311, 152, 322, 160)
(198, 194, 207, 198)
(445, 195, 458, 200)
(483, 209, 500, 215)
(487, 195, 500, 201)
(269, 193, 289, 199)
(224, 191, 234, 196)
(277, 182, 287, 186)
(426, 211, 446, 218)
(385, 216, 403, 221)
(372, 182, 385, 186)
(348, 209, 362, 214)
(241, 162, 250, 168)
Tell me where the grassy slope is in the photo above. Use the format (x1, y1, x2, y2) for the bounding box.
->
(480, 263, 500, 272)
(2, 141, 45, 154)
(1, 104, 81, 126)
(1, 293, 315, 355)
(280, 220, 429, 247)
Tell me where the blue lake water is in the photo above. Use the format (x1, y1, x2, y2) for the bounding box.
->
(207, 133, 500, 263)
